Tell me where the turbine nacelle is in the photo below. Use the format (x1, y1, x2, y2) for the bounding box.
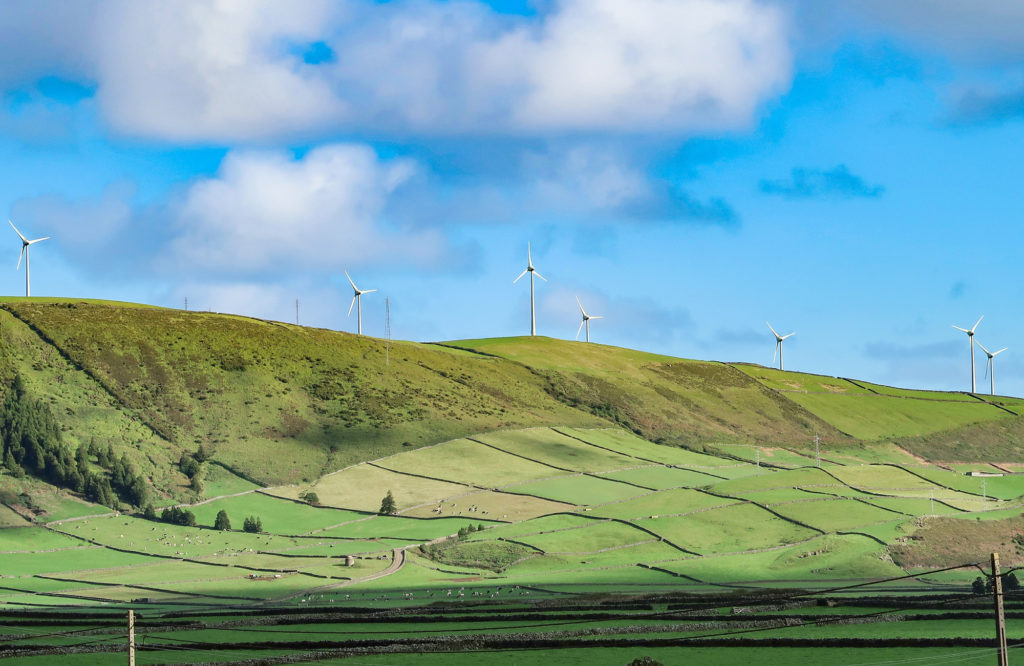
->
(344, 270, 376, 334)
(575, 296, 603, 341)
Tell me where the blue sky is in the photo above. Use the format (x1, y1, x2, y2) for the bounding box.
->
(2, 0, 1024, 395)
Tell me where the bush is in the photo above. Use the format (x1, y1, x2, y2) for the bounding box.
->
(300, 491, 319, 505)
(214, 509, 231, 530)
(160, 506, 196, 526)
(243, 515, 263, 533)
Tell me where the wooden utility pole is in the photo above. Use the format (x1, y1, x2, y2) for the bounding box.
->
(992, 552, 1009, 666)
(127, 609, 136, 666)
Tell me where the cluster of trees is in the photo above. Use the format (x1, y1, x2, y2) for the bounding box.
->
(179, 444, 209, 494)
(972, 573, 1020, 595)
(457, 524, 486, 539)
(243, 515, 263, 533)
(0, 375, 148, 509)
(160, 506, 197, 526)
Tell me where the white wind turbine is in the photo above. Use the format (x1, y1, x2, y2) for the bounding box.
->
(766, 322, 795, 371)
(512, 243, 546, 336)
(575, 296, 603, 343)
(977, 342, 1007, 396)
(345, 271, 376, 336)
(952, 315, 983, 393)
(10, 220, 50, 298)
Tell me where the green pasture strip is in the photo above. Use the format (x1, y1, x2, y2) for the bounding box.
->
(291, 647, 1006, 666)
(0, 526, 90, 551)
(504, 475, 648, 506)
(749, 618, 1018, 640)
(1, 547, 155, 577)
(380, 436, 564, 486)
(515, 521, 657, 554)
(724, 487, 835, 504)
(786, 392, 1010, 440)
(855, 380, 982, 402)
(262, 538, 408, 556)
(472, 428, 640, 473)
(905, 466, 1024, 500)
(202, 463, 261, 497)
(711, 467, 843, 495)
(317, 515, 496, 540)
(0, 504, 31, 527)
(735, 365, 873, 395)
(947, 462, 1009, 474)
(403, 488, 573, 522)
(188, 492, 366, 534)
(826, 465, 939, 492)
(948, 505, 1024, 521)
(557, 427, 754, 473)
(502, 564, 682, 588)
(846, 519, 911, 542)
(708, 443, 819, 469)
(506, 541, 685, 574)
(586, 488, 736, 521)
(659, 534, 902, 583)
(50, 514, 306, 558)
(0, 575, 112, 594)
(34, 495, 111, 522)
(0, 650, 300, 665)
(767, 498, 908, 532)
(465, 513, 599, 541)
(598, 465, 722, 489)
(862, 496, 962, 516)
(286, 463, 472, 513)
(638, 503, 817, 554)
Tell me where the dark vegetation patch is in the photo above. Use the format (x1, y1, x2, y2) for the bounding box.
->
(889, 514, 1024, 568)
(894, 417, 1024, 463)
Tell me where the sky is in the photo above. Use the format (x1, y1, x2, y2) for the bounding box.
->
(2, 0, 1024, 395)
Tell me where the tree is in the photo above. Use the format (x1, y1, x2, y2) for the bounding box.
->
(243, 515, 262, 533)
(973, 577, 987, 595)
(214, 509, 231, 531)
(300, 491, 319, 505)
(379, 490, 396, 515)
(142, 504, 157, 520)
(1006, 572, 1020, 591)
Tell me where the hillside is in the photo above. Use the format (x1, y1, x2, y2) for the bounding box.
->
(0, 298, 1020, 507)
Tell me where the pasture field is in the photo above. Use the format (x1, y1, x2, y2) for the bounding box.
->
(709, 443, 820, 469)
(504, 474, 648, 505)
(276, 463, 472, 512)
(766, 498, 907, 531)
(378, 437, 562, 486)
(400, 489, 572, 520)
(512, 520, 656, 554)
(597, 464, 724, 489)
(464, 512, 598, 540)
(557, 427, 759, 471)
(733, 365, 872, 395)
(640, 502, 818, 553)
(472, 428, 640, 472)
(316, 515, 496, 540)
(188, 492, 367, 534)
(585, 488, 737, 520)
(202, 463, 260, 497)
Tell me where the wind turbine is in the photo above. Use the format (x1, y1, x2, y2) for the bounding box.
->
(512, 243, 546, 336)
(10, 220, 50, 298)
(952, 315, 983, 393)
(766, 322, 794, 371)
(977, 342, 1007, 396)
(345, 271, 376, 336)
(575, 296, 603, 343)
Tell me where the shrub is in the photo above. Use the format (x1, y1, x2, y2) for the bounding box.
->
(300, 491, 319, 505)
(379, 490, 396, 515)
(214, 509, 231, 530)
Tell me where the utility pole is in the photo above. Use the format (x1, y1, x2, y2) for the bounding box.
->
(184, 296, 188, 311)
(815, 434, 820, 468)
(992, 552, 1008, 666)
(128, 609, 135, 666)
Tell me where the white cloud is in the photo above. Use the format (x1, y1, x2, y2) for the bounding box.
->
(0, 0, 793, 141)
(92, 0, 345, 141)
(166, 143, 446, 274)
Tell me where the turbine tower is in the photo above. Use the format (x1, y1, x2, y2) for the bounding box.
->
(952, 315, 983, 392)
(512, 243, 546, 336)
(345, 271, 376, 336)
(10, 220, 50, 298)
(977, 342, 1007, 396)
(766, 322, 794, 371)
(575, 296, 603, 343)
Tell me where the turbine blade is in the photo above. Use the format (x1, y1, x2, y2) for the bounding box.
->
(513, 269, 528, 284)
(766, 321, 779, 338)
(971, 315, 984, 332)
(347, 295, 356, 317)
(576, 320, 585, 340)
(772, 340, 778, 364)
(27, 236, 50, 244)
(8, 220, 27, 243)
(994, 347, 1008, 356)
(363, 289, 377, 294)
(527, 242, 532, 266)
(977, 342, 991, 356)
(344, 270, 357, 291)
(590, 315, 603, 320)
(952, 325, 969, 333)
(781, 332, 795, 340)
(576, 295, 586, 316)
(533, 271, 547, 282)
(16, 246, 23, 271)
(985, 358, 991, 379)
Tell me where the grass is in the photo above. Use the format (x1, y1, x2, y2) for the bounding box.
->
(639, 502, 818, 553)
(766, 498, 907, 531)
(586, 488, 737, 520)
(400, 489, 572, 521)
(471, 428, 640, 472)
(377, 437, 562, 486)
(504, 474, 648, 505)
(187, 493, 366, 534)
(513, 520, 656, 553)
(597, 465, 725, 489)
